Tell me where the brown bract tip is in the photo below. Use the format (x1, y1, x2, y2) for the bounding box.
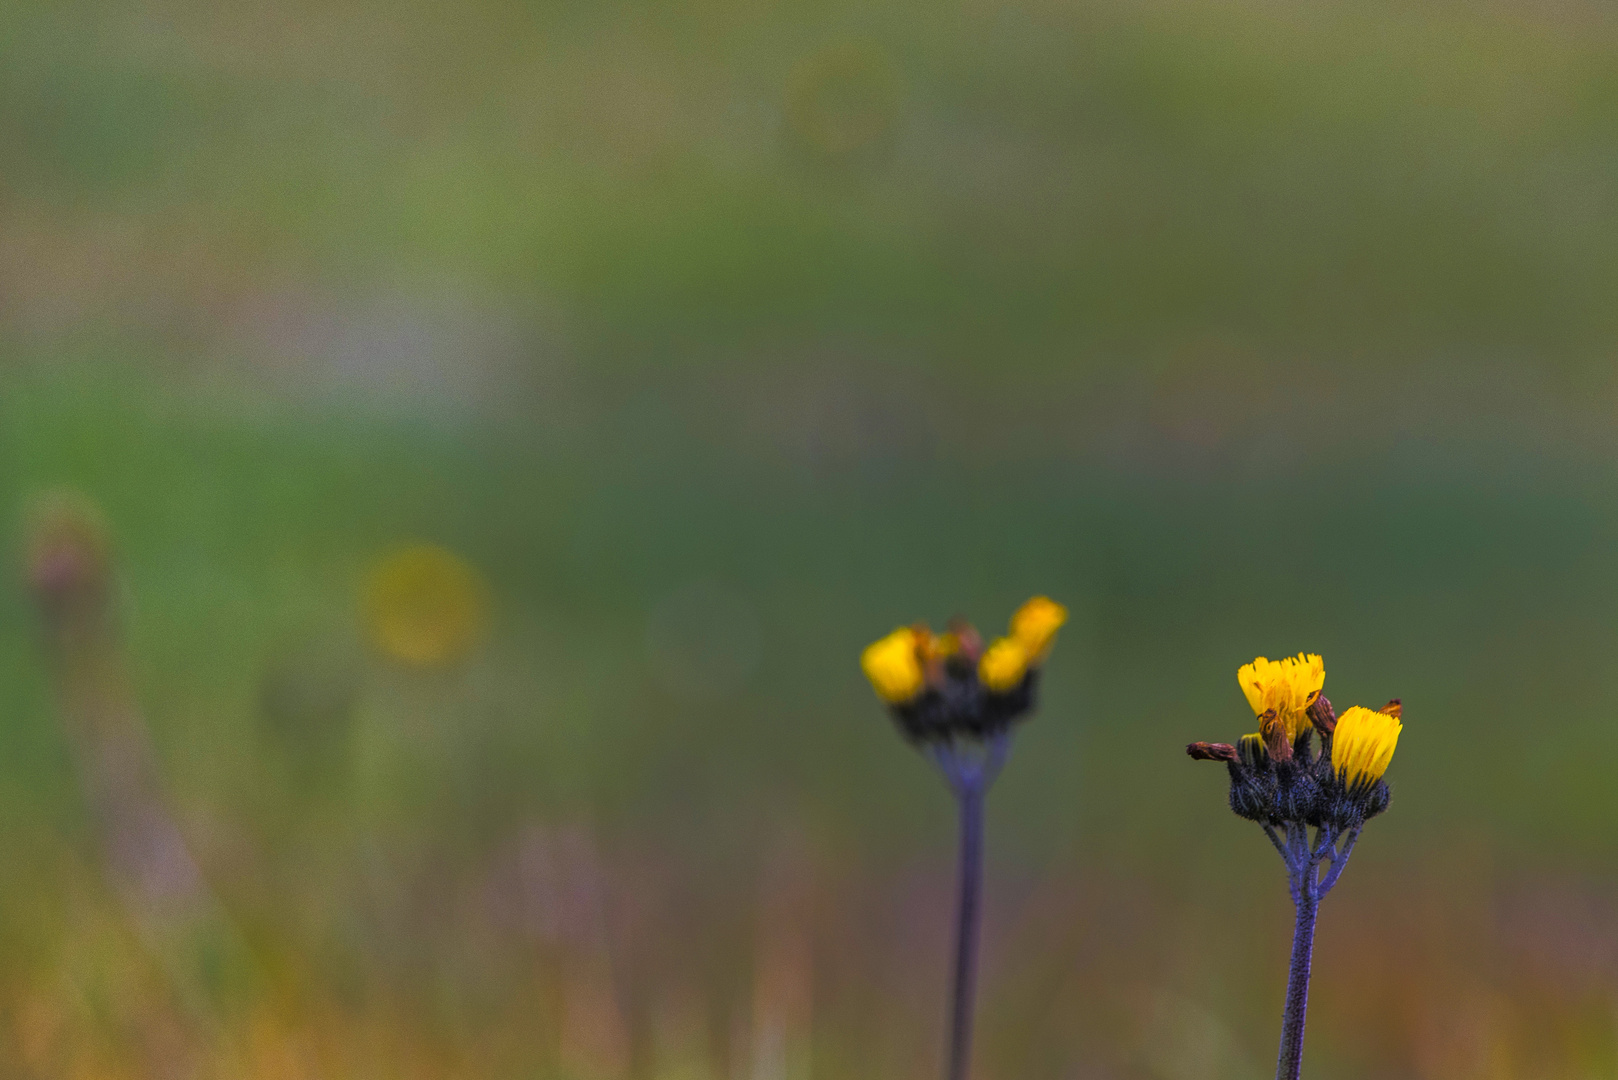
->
(1307, 693, 1337, 735)
(1260, 709, 1293, 763)
(947, 617, 983, 662)
(1186, 741, 1238, 762)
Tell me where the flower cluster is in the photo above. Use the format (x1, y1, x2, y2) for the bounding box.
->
(860, 597, 1067, 742)
(1187, 654, 1403, 831)
(1188, 653, 1405, 1080)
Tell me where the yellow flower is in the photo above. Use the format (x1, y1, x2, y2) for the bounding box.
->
(978, 637, 1030, 693)
(1237, 654, 1325, 741)
(861, 627, 925, 704)
(1010, 596, 1067, 661)
(364, 544, 489, 667)
(1332, 705, 1402, 791)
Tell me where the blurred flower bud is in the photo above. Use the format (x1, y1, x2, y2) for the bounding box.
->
(860, 627, 924, 704)
(977, 637, 1030, 694)
(24, 492, 115, 650)
(1009, 596, 1067, 661)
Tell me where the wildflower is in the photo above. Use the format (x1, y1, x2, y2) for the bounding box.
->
(1186, 655, 1403, 1080)
(860, 597, 1066, 1080)
(364, 544, 489, 667)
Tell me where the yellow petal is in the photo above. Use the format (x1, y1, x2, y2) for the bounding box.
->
(978, 636, 1031, 693)
(1236, 653, 1325, 740)
(1332, 705, 1403, 790)
(861, 628, 924, 704)
(1010, 596, 1068, 661)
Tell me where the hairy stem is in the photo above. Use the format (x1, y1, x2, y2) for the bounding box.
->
(1318, 828, 1359, 896)
(1275, 882, 1319, 1080)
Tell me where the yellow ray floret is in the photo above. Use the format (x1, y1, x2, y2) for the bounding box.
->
(1237, 654, 1325, 740)
(978, 637, 1031, 693)
(1010, 596, 1067, 661)
(861, 627, 925, 704)
(1332, 705, 1402, 791)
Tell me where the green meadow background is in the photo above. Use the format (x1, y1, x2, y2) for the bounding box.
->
(4, 0, 1618, 1076)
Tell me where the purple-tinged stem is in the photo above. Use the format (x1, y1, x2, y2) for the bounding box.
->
(947, 776, 985, 1080)
(1317, 829, 1359, 895)
(1275, 884, 1319, 1080)
(1269, 823, 1362, 1080)
(927, 734, 1009, 1080)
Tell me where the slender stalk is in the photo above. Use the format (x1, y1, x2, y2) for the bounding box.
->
(1275, 882, 1319, 1080)
(946, 776, 986, 1080)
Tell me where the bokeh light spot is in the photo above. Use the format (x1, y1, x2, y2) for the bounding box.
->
(363, 543, 489, 667)
(784, 40, 903, 157)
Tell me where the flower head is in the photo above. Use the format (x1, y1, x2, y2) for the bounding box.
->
(1332, 704, 1402, 792)
(1010, 597, 1067, 661)
(861, 627, 925, 704)
(860, 596, 1063, 743)
(1191, 652, 1403, 831)
(1238, 654, 1325, 741)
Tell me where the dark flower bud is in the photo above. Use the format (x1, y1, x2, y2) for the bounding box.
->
(1228, 761, 1280, 823)
(1361, 779, 1391, 820)
(1277, 761, 1323, 825)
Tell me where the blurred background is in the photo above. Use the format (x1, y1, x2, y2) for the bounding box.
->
(3, 0, 1618, 1076)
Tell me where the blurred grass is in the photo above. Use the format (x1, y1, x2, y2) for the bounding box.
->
(5, 0, 1618, 1075)
(5, 0, 1618, 361)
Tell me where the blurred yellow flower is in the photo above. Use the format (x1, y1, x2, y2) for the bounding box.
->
(1009, 596, 1067, 660)
(1237, 654, 1324, 740)
(1332, 705, 1402, 791)
(978, 637, 1030, 693)
(364, 544, 489, 667)
(861, 627, 924, 704)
